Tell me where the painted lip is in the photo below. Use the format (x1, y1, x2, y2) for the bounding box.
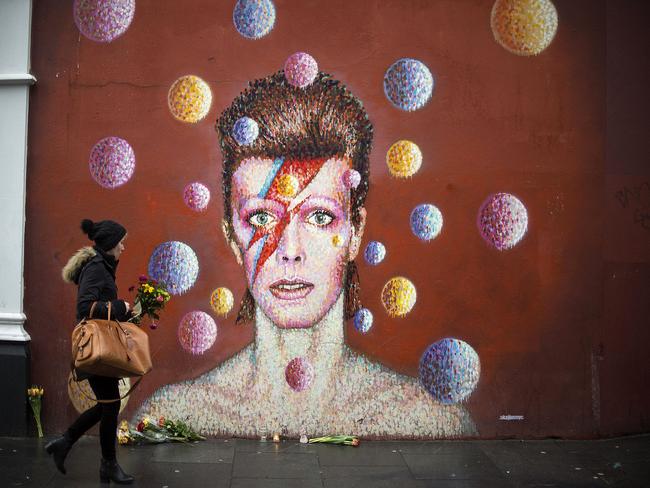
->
(269, 278, 314, 300)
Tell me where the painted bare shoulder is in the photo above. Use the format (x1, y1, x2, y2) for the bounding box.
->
(338, 348, 478, 438)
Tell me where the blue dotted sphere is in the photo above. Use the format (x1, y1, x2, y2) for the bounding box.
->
(148, 241, 199, 296)
(232, 117, 259, 146)
(353, 308, 373, 334)
(233, 0, 275, 39)
(384, 58, 434, 111)
(364, 241, 386, 265)
(419, 338, 480, 405)
(410, 204, 443, 241)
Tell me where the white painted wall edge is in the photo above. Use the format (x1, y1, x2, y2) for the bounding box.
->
(0, 73, 37, 85)
(0, 312, 30, 341)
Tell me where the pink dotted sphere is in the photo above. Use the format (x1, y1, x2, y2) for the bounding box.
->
(73, 0, 136, 43)
(284, 52, 318, 88)
(183, 182, 210, 212)
(478, 192, 528, 250)
(342, 169, 361, 189)
(285, 357, 315, 392)
(89, 137, 135, 189)
(178, 311, 217, 355)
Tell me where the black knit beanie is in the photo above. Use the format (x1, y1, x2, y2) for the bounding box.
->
(81, 219, 127, 252)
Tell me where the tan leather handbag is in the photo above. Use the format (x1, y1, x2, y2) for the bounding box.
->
(70, 301, 152, 401)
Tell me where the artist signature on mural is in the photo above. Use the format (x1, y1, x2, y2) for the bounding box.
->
(614, 182, 650, 231)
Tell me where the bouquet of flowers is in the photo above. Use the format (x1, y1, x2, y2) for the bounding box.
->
(27, 386, 44, 438)
(128, 275, 171, 328)
(117, 416, 205, 445)
(308, 435, 359, 446)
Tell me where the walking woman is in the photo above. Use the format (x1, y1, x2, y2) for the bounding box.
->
(46, 219, 135, 484)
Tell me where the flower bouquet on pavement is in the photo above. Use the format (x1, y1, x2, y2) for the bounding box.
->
(27, 386, 44, 438)
(308, 435, 359, 446)
(118, 417, 205, 445)
(128, 275, 170, 329)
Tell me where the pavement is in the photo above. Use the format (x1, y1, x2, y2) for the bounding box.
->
(0, 434, 648, 487)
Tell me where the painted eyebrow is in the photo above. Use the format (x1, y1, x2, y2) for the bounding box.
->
(298, 196, 344, 212)
(238, 197, 285, 216)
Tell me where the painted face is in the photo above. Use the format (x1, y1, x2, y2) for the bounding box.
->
(231, 156, 361, 329)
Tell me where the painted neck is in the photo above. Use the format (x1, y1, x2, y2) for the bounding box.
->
(254, 293, 345, 361)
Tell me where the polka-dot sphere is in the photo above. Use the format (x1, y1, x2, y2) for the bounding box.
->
(364, 241, 386, 265)
(384, 58, 434, 111)
(410, 204, 443, 241)
(285, 357, 315, 392)
(210, 287, 234, 316)
(277, 174, 299, 198)
(381, 277, 417, 318)
(232, 117, 259, 146)
(168, 75, 212, 123)
(342, 169, 361, 189)
(353, 308, 373, 334)
(491, 0, 558, 56)
(419, 338, 480, 405)
(284, 52, 319, 88)
(89, 136, 135, 189)
(233, 0, 275, 39)
(148, 241, 199, 295)
(178, 311, 217, 355)
(478, 192, 528, 250)
(386, 140, 422, 178)
(183, 182, 211, 212)
(73, 0, 135, 43)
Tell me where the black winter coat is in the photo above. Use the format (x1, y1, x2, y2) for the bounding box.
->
(67, 247, 131, 322)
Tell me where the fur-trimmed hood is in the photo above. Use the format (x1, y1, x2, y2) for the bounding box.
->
(62, 246, 97, 284)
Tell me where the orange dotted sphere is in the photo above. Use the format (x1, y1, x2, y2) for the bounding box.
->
(168, 75, 212, 123)
(491, 0, 558, 56)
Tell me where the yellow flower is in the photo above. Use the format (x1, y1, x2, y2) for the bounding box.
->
(143, 417, 150, 427)
(27, 386, 44, 397)
(119, 420, 129, 431)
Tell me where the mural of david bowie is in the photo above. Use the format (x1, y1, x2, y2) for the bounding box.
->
(135, 71, 477, 438)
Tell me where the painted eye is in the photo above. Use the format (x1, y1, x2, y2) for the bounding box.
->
(248, 211, 276, 228)
(307, 210, 335, 227)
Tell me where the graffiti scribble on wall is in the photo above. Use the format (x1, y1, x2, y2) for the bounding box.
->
(135, 66, 480, 438)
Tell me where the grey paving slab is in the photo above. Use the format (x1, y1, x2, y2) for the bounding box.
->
(150, 440, 234, 463)
(1, 434, 647, 487)
(321, 465, 412, 478)
(232, 450, 320, 479)
(402, 452, 507, 481)
(317, 442, 406, 466)
(394, 441, 486, 456)
(233, 439, 305, 453)
(232, 478, 323, 488)
(324, 480, 513, 488)
(4, 463, 55, 487)
(323, 478, 431, 488)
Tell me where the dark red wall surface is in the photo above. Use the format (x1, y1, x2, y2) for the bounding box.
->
(25, 0, 649, 438)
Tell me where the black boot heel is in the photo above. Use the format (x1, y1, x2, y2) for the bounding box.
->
(44, 435, 73, 474)
(99, 458, 134, 485)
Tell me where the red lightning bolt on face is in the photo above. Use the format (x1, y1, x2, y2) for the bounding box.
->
(248, 157, 328, 283)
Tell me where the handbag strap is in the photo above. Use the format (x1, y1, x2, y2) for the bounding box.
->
(88, 300, 112, 320)
(69, 371, 143, 404)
